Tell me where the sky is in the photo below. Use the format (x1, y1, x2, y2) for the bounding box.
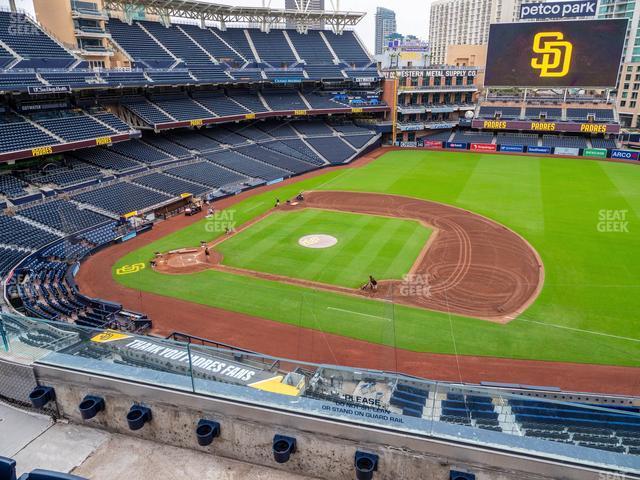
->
(0, 0, 431, 53)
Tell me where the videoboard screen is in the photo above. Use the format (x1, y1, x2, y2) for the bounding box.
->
(484, 19, 627, 88)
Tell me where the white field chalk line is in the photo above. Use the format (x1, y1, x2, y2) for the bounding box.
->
(518, 318, 640, 343)
(327, 306, 391, 321)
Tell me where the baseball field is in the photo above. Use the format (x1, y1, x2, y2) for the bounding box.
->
(110, 149, 640, 369)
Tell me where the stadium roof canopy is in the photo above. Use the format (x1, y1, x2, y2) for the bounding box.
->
(103, 0, 366, 33)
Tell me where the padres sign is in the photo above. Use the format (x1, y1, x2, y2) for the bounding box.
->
(116, 263, 145, 275)
(531, 32, 572, 78)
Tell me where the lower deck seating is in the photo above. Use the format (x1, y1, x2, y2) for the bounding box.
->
(165, 161, 247, 189)
(204, 150, 290, 182)
(18, 200, 111, 234)
(0, 214, 60, 248)
(132, 172, 210, 196)
(541, 135, 588, 149)
(73, 182, 173, 215)
(305, 136, 356, 164)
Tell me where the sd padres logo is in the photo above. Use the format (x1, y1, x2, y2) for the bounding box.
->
(299, 236, 321, 247)
(531, 32, 573, 78)
(116, 263, 145, 275)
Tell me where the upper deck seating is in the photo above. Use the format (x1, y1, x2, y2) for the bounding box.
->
(0, 11, 75, 68)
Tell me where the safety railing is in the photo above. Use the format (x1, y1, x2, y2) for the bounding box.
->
(0, 312, 638, 474)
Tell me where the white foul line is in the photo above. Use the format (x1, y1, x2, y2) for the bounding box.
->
(518, 318, 640, 343)
(327, 307, 390, 321)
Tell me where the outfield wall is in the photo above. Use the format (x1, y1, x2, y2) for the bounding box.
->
(395, 140, 639, 162)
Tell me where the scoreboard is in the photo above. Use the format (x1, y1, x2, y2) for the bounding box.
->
(484, 19, 627, 88)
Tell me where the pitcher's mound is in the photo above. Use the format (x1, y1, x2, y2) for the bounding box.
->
(298, 234, 338, 249)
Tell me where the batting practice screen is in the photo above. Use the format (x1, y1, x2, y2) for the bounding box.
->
(484, 19, 627, 88)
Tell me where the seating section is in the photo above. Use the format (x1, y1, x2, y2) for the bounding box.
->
(423, 130, 453, 142)
(478, 106, 521, 119)
(235, 144, 316, 174)
(542, 135, 588, 148)
(0, 214, 60, 248)
(103, 70, 148, 86)
(149, 94, 213, 121)
(19, 200, 111, 234)
(122, 98, 174, 125)
(73, 182, 173, 214)
(39, 71, 102, 87)
(342, 134, 376, 149)
(249, 30, 297, 66)
(591, 137, 617, 149)
(0, 72, 44, 91)
(74, 147, 141, 172)
(324, 31, 371, 66)
(0, 116, 60, 153)
(390, 383, 430, 419)
(288, 30, 335, 64)
(261, 89, 307, 111)
(132, 172, 210, 196)
(166, 161, 247, 189)
(497, 133, 539, 147)
(146, 70, 195, 85)
(303, 92, 345, 109)
(192, 91, 249, 117)
(164, 131, 219, 151)
(19, 161, 103, 188)
(110, 140, 172, 164)
(228, 89, 270, 112)
(108, 18, 174, 68)
(35, 112, 116, 142)
(440, 393, 502, 432)
(525, 107, 562, 120)
(178, 24, 245, 64)
(293, 120, 333, 136)
(567, 108, 615, 122)
(92, 112, 132, 133)
(305, 137, 356, 164)
(0, 247, 24, 277)
(204, 150, 289, 182)
(214, 28, 255, 62)
(142, 135, 191, 158)
(509, 398, 640, 454)
(0, 11, 75, 68)
(0, 174, 29, 197)
(452, 131, 494, 144)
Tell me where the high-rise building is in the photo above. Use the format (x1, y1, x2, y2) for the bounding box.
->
(374, 7, 397, 55)
(598, 1, 640, 128)
(429, 0, 525, 64)
(285, 0, 325, 29)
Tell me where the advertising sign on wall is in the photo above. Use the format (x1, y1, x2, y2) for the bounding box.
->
(499, 144, 525, 153)
(610, 149, 640, 160)
(470, 143, 497, 152)
(554, 147, 581, 156)
(582, 148, 608, 158)
(527, 146, 553, 154)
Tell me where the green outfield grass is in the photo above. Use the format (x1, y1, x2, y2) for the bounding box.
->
(113, 150, 640, 367)
(216, 209, 431, 288)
